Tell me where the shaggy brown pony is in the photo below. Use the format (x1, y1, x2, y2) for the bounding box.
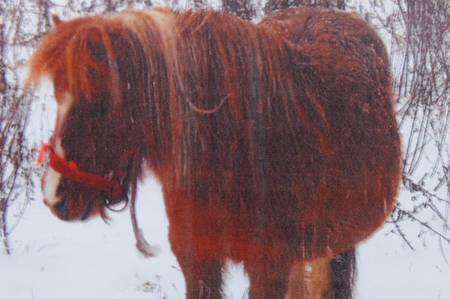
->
(28, 7, 401, 299)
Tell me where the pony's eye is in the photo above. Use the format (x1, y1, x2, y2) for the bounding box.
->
(83, 97, 109, 117)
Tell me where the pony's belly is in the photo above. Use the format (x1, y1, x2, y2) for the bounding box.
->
(164, 150, 400, 260)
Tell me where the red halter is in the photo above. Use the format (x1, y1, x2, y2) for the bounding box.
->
(38, 144, 126, 197)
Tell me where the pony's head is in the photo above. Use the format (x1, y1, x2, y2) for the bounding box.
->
(28, 14, 151, 221)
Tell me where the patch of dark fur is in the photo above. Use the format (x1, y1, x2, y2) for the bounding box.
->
(328, 250, 356, 299)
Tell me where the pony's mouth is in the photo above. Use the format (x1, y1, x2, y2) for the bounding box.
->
(80, 199, 95, 221)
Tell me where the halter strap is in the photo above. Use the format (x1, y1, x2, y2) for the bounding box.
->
(38, 144, 126, 197)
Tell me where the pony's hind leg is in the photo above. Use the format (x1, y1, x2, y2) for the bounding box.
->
(285, 257, 332, 299)
(245, 253, 292, 299)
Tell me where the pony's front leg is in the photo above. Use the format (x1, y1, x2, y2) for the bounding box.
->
(165, 191, 224, 299)
(170, 228, 224, 299)
(163, 188, 224, 299)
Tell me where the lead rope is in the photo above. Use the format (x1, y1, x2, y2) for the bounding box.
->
(129, 158, 161, 257)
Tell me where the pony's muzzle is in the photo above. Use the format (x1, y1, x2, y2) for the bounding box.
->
(53, 200, 70, 220)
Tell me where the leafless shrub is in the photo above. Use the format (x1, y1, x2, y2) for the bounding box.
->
(265, 0, 346, 15)
(0, 2, 36, 255)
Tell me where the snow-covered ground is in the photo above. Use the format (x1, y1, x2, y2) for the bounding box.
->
(1, 171, 449, 299)
(358, 232, 450, 299)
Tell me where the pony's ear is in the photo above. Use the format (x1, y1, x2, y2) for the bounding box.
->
(52, 15, 63, 27)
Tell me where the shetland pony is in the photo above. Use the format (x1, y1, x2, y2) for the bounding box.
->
(28, 7, 401, 299)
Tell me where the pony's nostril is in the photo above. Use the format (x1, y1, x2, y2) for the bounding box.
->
(55, 200, 69, 219)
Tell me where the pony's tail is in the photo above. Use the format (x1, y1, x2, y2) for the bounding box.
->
(329, 249, 357, 299)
